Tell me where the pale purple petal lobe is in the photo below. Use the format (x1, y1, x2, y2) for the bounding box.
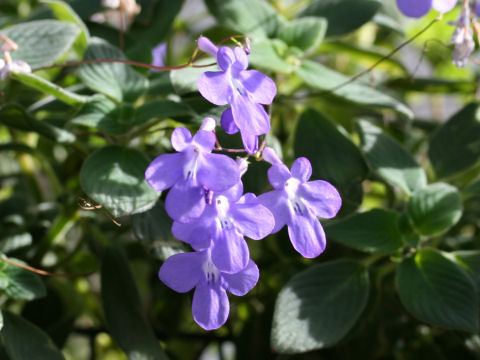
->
(211, 229, 250, 274)
(216, 47, 235, 71)
(171, 127, 192, 152)
(192, 130, 216, 152)
(239, 70, 277, 104)
(267, 164, 291, 189)
(287, 210, 326, 258)
(145, 153, 183, 191)
(396, 0, 432, 17)
(231, 200, 274, 240)
(192, 281, 229, 330)
(221, 108, 240, 134)
(300, 180, 342, 219)
(240, 130, 258, 155)
(222, 260, 259, 296)
(198, 71, 231, 106)
(197, 153, 240, 191)
(159, 252, 204, 293)
(231, 94, 270, 136)
(198, 36, 218, 57)
(257, 190, 290, 233)
(291, 157, 312, 182)
(165, 179, 205, 222)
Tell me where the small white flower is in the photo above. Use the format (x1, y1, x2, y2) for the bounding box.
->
(449, 5, 475, 68)
(0, 59, 31, 80)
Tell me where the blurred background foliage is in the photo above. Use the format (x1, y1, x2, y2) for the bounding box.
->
(1, 0, 480, 359)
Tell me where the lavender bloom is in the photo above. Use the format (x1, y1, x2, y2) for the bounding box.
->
(396, 0, 457, 18)
(172, 182, 274, 273)
(197, 37, 277, 155)
(145, 119, 240, 222)
(450, 5, 474, 68)
(159, 250, 259, 330)
(257, 148, 341, 258)
(152, 42, 167, 69)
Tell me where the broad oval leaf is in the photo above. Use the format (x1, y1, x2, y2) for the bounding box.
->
(79, 146, 159, 217)
(300, 0, 382, 37)
(396, 249, 478, 332)
(277, 17, 327, 52)
(325, 209, 403, 253)
(2, 258, 46, 301)
(3, 20, 80, 69)
(248, 38, 294, 73)
(406, 183, 462, 237)
(272, 260, 369, 353)
(77, 37, 148, 102)
(294, 109, 368, 213)
(451, 251, 480, 291)
(429, 103, 480, 178)
(101, 247, 168, 360)
(1, 312, 65, 360)
(296, 60, 413, 119)
(357, 119, 426, 194)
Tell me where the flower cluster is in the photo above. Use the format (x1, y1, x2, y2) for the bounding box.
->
(146, 37, 341, 330)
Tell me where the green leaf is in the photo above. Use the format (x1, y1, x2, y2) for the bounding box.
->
(0, 273, 9, 290)
(396, 249, 478, 332)
(451, 251, 480, 291)
(204, 0, 284, 38)
(0, 104, 76, 143)
(3, 20, 80, 69)
(296, 60, 413, 119)
(42, 0, 89, 56)
(325, 209, 403, 253)
(133, 100, 195, 127)
(300, 0, 382, 37)
(0, 232, 32, 254)
(271, 260, 369, 353)
(429, 103, 480, 178)
(1, 312, 65, 360)
(169, 59, 218, 95)
(294, 109, 368, 213)
(79, 146, 160, 217)
(77, 37, 148, 102)
(101, 247, 168, 360)
(2, 258, 46, 301)
(70, 95, 122, 134)
(406, 183, 462, 237)
(357, 120, 427, 194)
(277, 17, 327, 52)
(248, 39, 294, 73)
(12, 72, 89, 106)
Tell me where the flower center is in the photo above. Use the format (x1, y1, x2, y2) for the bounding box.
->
(183, 147, 200, 180)
(215, 195, 233, 230)
(202, 257, 219, 284)
(284, 178, 306, 215)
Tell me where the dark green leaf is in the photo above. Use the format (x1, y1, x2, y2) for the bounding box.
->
(396, 249, 478, 332)
(169, 59, 218, 95)
(133, 100, 195, 127)
(79, 146, 160, 217)
(296, 60, 413, 118)
(101, 248, 168, 360)
(300, 0, 382, 37)
(325, 209, 403, 253)
(1, 312, 65, 360)
(2, 258, 46, 301)
(3, 20, 80, 69)
(272, 260, 369, 353)
(451, 251, 480, 291)
(277, 17, 327, 52)
(77, 37, 148, 102)
(429, 103, 480, 178)
(357, 119, 426, 194)
(406, 183, 462, 237)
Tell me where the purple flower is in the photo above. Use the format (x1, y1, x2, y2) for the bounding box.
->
(159, 250, 259, 330)
(257, 148, 342, 258)
(172, 182, 274, 273)
(145, 119, 240, 222)
(152, 42, 167, 70)
(396, 0, 457, 18)
(197, 37, 277, 155)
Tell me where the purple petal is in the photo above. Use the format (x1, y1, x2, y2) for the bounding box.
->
(198, 71, 232, 106)
(220, 108, 240, 134)
(171, 127, 192, 152)
(232, 47, 248, 73)
(192, 130, 216, 152)
(257, 190, 290, 233)
(291, 157, 312, 183)
(239, 70, 276, 104)
(197, 36, 218, 57)
(231, 94, 270, 136)
(211, 228, 249, 274)
(216, 46, 235, 71)
(432, 0, 457, 13)
(222, 260, 259, 296)
(299, 180, 342, 219)
(396, 0, 432, 17)
(476, 2, 480, 17)
(231, 200, 274, 240)
(197, 153, 240, 191)
(152, 42, 167, 69)
(200, 117, 216, 131)
(145, 153, 183, 191)
(158, 252, 204, 293)
(165, 179, 205, 222)
(240, 130, 258, 155)
(192, 281, 229, 330)
(267, 163, 291, 189)
(287, 210, 326, 258)
(171, 214, 214, 250)
(217, 181, 244, 202)
(262, 146, 282, 166)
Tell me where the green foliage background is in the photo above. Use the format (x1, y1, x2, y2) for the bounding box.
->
(1, 0, 480, 359)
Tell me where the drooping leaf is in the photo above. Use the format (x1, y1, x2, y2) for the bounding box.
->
(296, 60, 413, 119)
(357, 119, 426, 194)
(300, 0, 382, 37)
(2, 258, 46, 301)
(69, 95, 122, 134)
(325, 209, 403, 253)
(429, 103, 480, 178)
(272, 260, 369, 353)
(277, 17, 327, 52)
(451, 251, 480, 291)
(1, 312, 65, 360)
(3, 20, 80, 69)
(133, 99, 195, 127)
(79, 146, 160, 217)
(77, 37, 148, 102)
(396, 249, 478, 333)
(406, 183, 462, 237)
(101, 247, 168, 360)
(294, 109, 368, 213)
